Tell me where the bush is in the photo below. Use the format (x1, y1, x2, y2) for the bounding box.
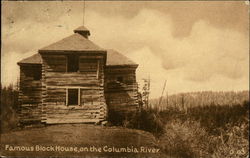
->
(126, 108, 165, 136)
(138, 108, 165, 136)
(107, 109, 126, 126)
(159, 120, 214, 158)
(157, 101, 249, 158)
(107, 108, 165, 136)
(0, 84, 19, 133)
(213, 123, 249, 158)
(158, 120, 249, 158)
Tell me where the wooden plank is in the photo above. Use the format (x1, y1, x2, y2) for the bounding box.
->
(97, 60, 99, 79)
(45, 109, 102, 114)
(44, 104, 102, 109)
(78, 88, 81, 106)
(46, 72, 98, 78)
(46, 86, 100, 90)
(46, 118, 101, 124)
(45, 114, 100, 119)
(79, 55, 103, 59)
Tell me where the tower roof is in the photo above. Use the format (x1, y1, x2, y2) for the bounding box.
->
(106, 49, 138, 66)
(39, 33, 104, 53)
(17, 53, 42, 65)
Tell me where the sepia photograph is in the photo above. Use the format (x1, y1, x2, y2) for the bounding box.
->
(1, 1, 249, 157)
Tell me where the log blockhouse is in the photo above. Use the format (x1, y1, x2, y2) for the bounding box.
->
(17, 26, 139, 124)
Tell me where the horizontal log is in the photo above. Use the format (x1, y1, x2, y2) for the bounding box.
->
(20, 114, 41, 118)
(79, 56, 103, 59)
(46, 86, 102, 90)
(45, 109, 102, 114)
(105, 67, 136, 71)
(45, 114, 99, 119)
(20, 110, 42, 113)
(45, 118, 101, 124)
(20, 110, 41, 114)
(46, 72, 98, 78)
(44, 104, 102, 110)
(21, 104, 41, 108)
(19, 118, 42, 122)
(46, 82, 101, 87)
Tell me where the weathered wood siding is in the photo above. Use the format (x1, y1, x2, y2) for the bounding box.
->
(105, 66, 138, 115)
(41, 54, 107, 124)
(18, 65, 42, 124)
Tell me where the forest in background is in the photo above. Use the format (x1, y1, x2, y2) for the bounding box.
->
(150, 90, 249, 110)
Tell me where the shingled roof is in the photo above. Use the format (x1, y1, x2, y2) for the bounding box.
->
(106, 49, 137, 66)
(18, 50, 137, 66)
(17, 53, 42, 65)
(39, 33, 104, 53)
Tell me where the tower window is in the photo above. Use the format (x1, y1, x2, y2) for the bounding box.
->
(33, 70, 41, 80)
(117, 76, 123, 83)
(24, 66, 41, 80)
(67, 55, 79, 72)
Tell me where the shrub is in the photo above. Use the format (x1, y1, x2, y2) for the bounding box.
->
(156, 100, 249, 158)
(159, 120, 214, 158)
(126, 108, 165, 136)
(0, 84, 19, 133)
(212, 123, 249, 158)
(107, 109, 125, 126)
(159, 120, 249, 158)
(108, 108, 165, 136)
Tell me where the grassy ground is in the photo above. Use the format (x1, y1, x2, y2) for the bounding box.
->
(1, 124, 167, 157)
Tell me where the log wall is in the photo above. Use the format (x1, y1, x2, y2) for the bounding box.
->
(41, 54, 107, 124)
(18, 64, 42, 124)
(104, 66, 139, 115)
(18, 53, 138, 125)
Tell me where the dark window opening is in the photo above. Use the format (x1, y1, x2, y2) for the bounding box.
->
(33, 70, 41, 80)
(24, 66, 41, 80)
(68, 89, 79, 105)
(67, 55, 79, 72)
(117, 76, 124, 83)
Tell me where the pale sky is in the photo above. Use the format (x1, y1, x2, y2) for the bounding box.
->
(1, 1, 249, 98)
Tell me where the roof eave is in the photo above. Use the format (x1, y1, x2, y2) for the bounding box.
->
(106, 64, 138, 68)
(74, 30, 90, 36)
(17, 62, 42, 66)
(38, 50, 107, 54)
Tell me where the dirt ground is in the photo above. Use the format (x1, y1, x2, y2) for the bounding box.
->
(1, 124, 167, 157)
